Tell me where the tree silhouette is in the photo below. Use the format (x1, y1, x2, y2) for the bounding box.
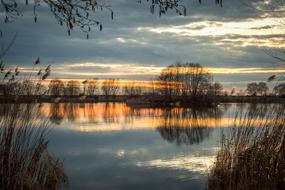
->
(65, 80, 81, 96)
(123, 81, 142, 97)
(158, 62, 213, 98)
(246, 83, 258, 96)
(1, 0, 114, 38)
(257, 82, 269, 96)
(211, 82, 223, 96)
(246, 82, 269, 96)
(101, 78, 120, 98)
(85, 79, 98, 96)
(48, 78, 65, 96)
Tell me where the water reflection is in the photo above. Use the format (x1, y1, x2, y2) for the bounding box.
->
(157, 107, 223, 145)
(49, 103, 65, 124)
(42, 103, 229, 145)
(137, 155, 216, 174)
(1, 103, 280, 190)
(44, 103, 132, 125)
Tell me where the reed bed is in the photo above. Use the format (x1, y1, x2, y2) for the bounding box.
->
(0, 104, 67, 190)
(207, 105, 285, 190)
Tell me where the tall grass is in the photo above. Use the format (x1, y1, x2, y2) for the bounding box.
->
(0, 104, 67, 190)
(207, 105, 285, 190)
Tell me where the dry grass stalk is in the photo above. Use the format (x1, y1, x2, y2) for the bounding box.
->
(207, 105, 285, 190)
(0, 104, 67, 190)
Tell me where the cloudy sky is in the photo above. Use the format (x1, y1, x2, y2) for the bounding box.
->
(1, 0, 285, 90)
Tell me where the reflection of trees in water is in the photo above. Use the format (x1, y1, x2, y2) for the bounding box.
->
(85, 104, 99, 123)
(47, 103, 131, 124)
(157, 107, 224, 145)
(49, 104, 64, 125)
(102, 103, 121, 123)
(45, 103, 233, 141)
(64, 103, 80, 122)
(120, 107, 158, 124)
(52, 103, 101, 124)
(158, 124, 211, 145)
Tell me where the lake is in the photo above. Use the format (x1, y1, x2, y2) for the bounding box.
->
(1, 103, 273, 190)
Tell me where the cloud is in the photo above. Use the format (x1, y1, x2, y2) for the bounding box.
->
(137, 17, 285, 48)
(0, 0, 284, 89)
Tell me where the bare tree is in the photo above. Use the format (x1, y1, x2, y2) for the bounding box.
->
(65, 80, 81, 96)
(101, 78, 120, 98)
(246, 82, 258, 96)
(257, 82, 269, 96)
(140, 0, 223, 16)
(158, 62, 213, 98)
(1, 0, 114, 38)
(123, 81, 142, 97)
(49, 79, 65, 96)
(246, 82, 269, 96)
(1, 0, 223, 37)
(211, 82, 223, 96)
(85, 78, 98, 96)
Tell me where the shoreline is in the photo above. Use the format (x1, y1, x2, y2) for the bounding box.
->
(0, 95, 284, 105)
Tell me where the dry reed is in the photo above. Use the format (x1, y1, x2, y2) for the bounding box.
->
(207, 105, 285, 190)
(0, 104, 67, 190)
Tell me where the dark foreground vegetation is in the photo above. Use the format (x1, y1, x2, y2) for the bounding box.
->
(208, 105, 285, 190)
(0, 104, 67, 190)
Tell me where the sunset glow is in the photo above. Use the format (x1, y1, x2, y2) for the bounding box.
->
(1, 1, 285, 189)
(39, 103, 280, 132)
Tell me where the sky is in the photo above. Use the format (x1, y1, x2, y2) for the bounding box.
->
(1, 0, 285, 90)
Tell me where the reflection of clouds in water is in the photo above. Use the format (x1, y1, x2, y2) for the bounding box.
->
(116, 149, 125, 158)
(137, 155, 216, 174)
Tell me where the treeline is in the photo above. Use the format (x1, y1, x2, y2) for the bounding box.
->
(0, 77, 145, 97)
(48, 78, 119, 97)
(47, 78, 147, 97)
(245, 82, 285, 97)
(1, 61, 224, 99)
(0, 59, 144, 97)
(1, 60, 284, 98)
